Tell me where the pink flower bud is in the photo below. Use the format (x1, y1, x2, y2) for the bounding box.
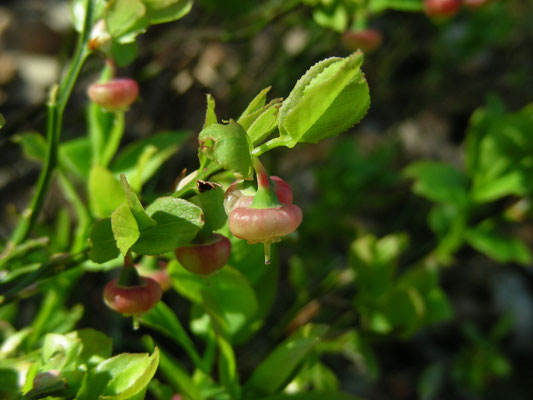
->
(103, 277, 161, 315)
(175, 234, 231, 275)
(88, 78, 139, 111)
(342, 29, 383, 53)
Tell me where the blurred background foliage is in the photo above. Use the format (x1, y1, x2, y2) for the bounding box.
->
(1, 0, 533, 399)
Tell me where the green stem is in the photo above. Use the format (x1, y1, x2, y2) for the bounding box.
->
(9, 0, 94, 247)
(251, 136, 287, 157)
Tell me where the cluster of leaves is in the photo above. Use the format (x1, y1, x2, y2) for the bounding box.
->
(404, 98, 533, 265)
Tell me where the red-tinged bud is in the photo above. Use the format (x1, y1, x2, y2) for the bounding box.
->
(175, 234, 231, 275)
(88, 78, 139, 111)
(229, 204, 302, 245)
(342, 29, 383, 53)
(424, 0, 462, 18)
(103, 277, 161, 316)
(138, 264, 172, 292)
(224, 176, 293, 215)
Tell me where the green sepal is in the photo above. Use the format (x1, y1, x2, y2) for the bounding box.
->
(118, 265, 144, 287)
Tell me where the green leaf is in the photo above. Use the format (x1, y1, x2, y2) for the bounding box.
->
(278, 53, 369, 147)
(143, 0, 193, 24)
(89, 218, 120, 263)
(465, 221, 532, 264)
(203, 94, 218, 129)
(89, 165, 127, 218)
(111, 203, 140, 256)
(246, 324, 328, 396)
(142, 336, 205, 400)
(42, 332, 83, 372)
(110, 40, 139, 67)
(467, 102, 533, 202)
(198, 121, 253, 177)
(76, 348, 159, 400)
(368, 0, 423, 13)
(190, 187, 226, 231)
(239, 98, 282, 133)
(120, 175, 156, 230)
(71, 0, 107, 32)
(132, 197, 203, 255)
(217, 334, 240, 399)
(238, 86, 271, 121)
(111, 131, 189, 186)
(66, 329, 113, 369)
(317, 330, 379, 380)
(140, 302, 203, 369)
(0, 328, 31, 358)
(403, 161, 470, 207)
(0, 113, 5, 130)
(105, 0, 148, 43)
(12, 131, 47, 161)
(247, 102, 281, 145)
(60, 138, 92, 180)
(312, 2, 348, 32)
(169, 263, 258, 338)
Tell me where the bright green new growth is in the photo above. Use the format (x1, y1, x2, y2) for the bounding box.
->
(198, 120, 253, 177)
(278, 51, 370, 147)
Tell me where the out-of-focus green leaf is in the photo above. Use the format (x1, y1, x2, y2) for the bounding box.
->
(111, 131, 189, 186)
(317, 330, 379, 380)
(404, 161, 469, 207)
(71, 0, 107, 32)
(198, 121, 253, 177)
(350, 233, 408, 298)
(12, 132, 46, 161)
(246, 324, 328, 396)
(142, 336, 205, 400)
(143, 0, 193, 24)
(60, 138, 92, 180)
(169, 262, 258, 338)
(88, 218, 120, 263)
(368, 0, 423, 13)
(0, 113, 5, 130)
(110, 40, 139, 67)
(217, 334, 240, 399)
(140, 302, 202, 368)
(278, 52, 369, 147)
(132, 197, 203, 255)
(66, 329, 113, 369)
(0, 328, 32, 358)
(88, 165, 126, 218)
(111, 203, 140, 255)
(76, 348, 159, 399)
(466, 102, 533, 202)
(312, 2, 348, 32)
(465, 221, 532, 264)
(105, 0, 148, 43)
(418, 363, 445, 400)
